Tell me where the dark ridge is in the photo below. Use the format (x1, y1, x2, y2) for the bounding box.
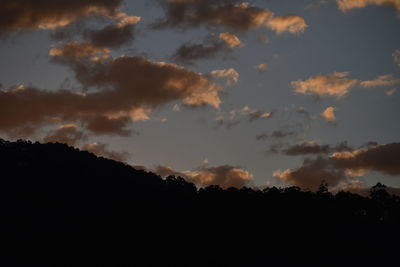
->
(0, 139, 399, 266)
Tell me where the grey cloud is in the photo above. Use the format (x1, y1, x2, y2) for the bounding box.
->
(153, 0, 307, 34)
(0, 0, 122, 35)
(273, 142, 400, 191)
(0, 52, 223, 136)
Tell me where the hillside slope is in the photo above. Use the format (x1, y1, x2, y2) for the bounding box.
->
(0, 139, 399, 266)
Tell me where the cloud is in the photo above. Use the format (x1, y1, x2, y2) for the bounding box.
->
(85, 115, 132, 136)
(219, 32, 244, 47)
(83, 15, 141, 48)
(386, 88, 397, 96)
(256, 63, 267, 73)
(337, 0, 400, 13)
(285, 141, 331, 155)
(331, 143, 400, 176)
(248, 109, 274, 122)
(210, 68, 239, 86)
(321, 106, 337, 123)
(82, 142, 129, 162)
(292, 72, 359, 98)
(171, 40, 225, 64)
(332, 179, 369, 195)
(43, 124, 87, 146)
(49, 42, 111, 59)
(283, 141, 352, 156)
(333, 179, 400, 196)
(49, 12, 141, 49)
(215, 115, 241, 128)
(292, 72, 400, 99)
(155, 164, 253, 189)
(56, 52, 224, 109)
(273, 142, 400, 190)
(273, 157, 345, 190)
(153, 1, 273, 30)
(154, 165, 186, 178)
(0, 0, 123, 35)
(172, 104, 181, 112)
(256, 130, 297, 141)
(42, 124, 128, 162)
(216, 106, 274, 128)
(154, 0, 307, 35)
(360, 74, 400, 87)
(265, 15, 307, 35)
(0, 54, 224, 136)
(217, 106, 274, 128)
(171, 34, 242, 64)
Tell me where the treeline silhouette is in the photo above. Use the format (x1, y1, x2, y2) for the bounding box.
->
(1, 139, 399, 266)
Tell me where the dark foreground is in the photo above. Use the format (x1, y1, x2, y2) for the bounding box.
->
(1, 139, 399, 266)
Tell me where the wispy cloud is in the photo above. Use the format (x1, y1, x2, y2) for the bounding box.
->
(292, 72, 358, 98)
(337, 0, 400, 13)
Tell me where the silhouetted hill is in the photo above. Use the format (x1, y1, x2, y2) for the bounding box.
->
(1, 139, 399, 266)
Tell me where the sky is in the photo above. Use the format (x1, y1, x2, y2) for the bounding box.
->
(0, 0, 400, 192)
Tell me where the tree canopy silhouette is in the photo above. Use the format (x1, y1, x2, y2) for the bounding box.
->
(0, 139, 399, 266)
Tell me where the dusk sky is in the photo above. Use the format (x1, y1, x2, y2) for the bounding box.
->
(1, 0, 399, 192)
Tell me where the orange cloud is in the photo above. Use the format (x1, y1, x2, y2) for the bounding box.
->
(331, 143, 400, 176)
(266, 15, 308, 35)
(360, 74, 400, 87)
(337, 0, 400, 13)
(219, 32, 244, 48)
(49, 42, 110, 59)
(273, 142, 400, 190)
(321, 106, 337, 123)
(256, 63, 267, 72)
(0, 55, 224, 136)
(273, 157, 345, 191)
(0, 0, 123, 34)
(155, 164, 253, 189)
(291, 72, 359, 98)
(210, 68, 239, 86)
(292, 72, 400, 98)
(64, 55, 224, 109)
